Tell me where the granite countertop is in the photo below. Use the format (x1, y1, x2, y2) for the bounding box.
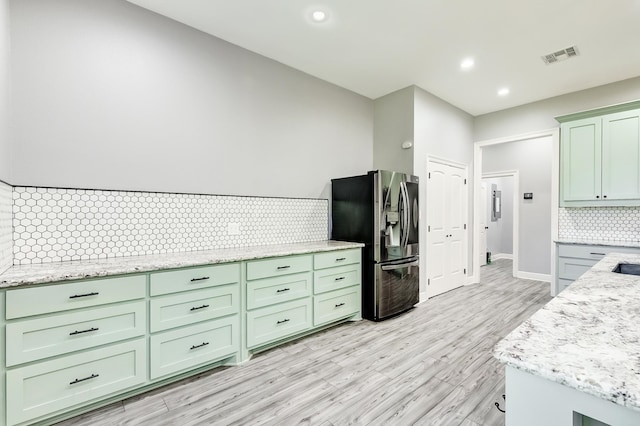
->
(556, 238, 640, 248)
(494, 252, 640, 412)
(0, 240, 364, 288)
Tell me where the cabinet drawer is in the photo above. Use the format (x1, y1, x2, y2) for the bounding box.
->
(314, 264, 360, 294)
(246, 255, 312, 281)
(246, 299, 312, 348)
(314, 249, 361, 270)
(150, 284, 239, 333)
(313, 286, 360, 327)
(558, 257, 598, 280)
(6, 300, 146, 366)
(6, 339, 146, 426)
(557, 243, 640, 259)
(557, 244, 611, 260)
(150, 316, 238, 380)
(150, 263, 240, 296)
(6, 275, 146, 319)
(246, 272, 311, 310)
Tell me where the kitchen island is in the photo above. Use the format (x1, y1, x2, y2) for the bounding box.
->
(494, 252, 640, 425)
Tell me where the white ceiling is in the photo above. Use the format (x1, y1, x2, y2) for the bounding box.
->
(126, 0, 640, 116)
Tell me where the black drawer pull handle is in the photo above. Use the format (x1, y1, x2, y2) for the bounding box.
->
(335, 277, 346, 281)
(69, 292, 99, 299)
(69, 327, 99, 336)
(277, 319, 290, 324)
(70, 373, 99, 385)
(190, 342, 209, 350)
(277, 266, 290, 270)
(336, 257, 346, 261)
(190, 276, 210, 282)
(335, 302, 346, 308)
(190, 304, 210, 311)
(590, 252, 606, 256)
(276, 288, 290, 293)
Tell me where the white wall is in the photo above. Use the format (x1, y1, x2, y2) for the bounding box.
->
(484, 176, 514, 257)
(0, 0, 10, 182)
(474, 76, 640, 141)
(10, 0, 373, 199)
(413, 86, 474, 290)
(373, 87, 414, 174)
(482, 136, 553, 275)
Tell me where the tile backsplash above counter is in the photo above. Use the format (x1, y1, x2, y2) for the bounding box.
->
(558, 206, 640, 243)
(1, 183, 329, 267)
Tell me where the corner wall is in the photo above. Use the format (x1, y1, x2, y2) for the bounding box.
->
(373, 87, 414, 174)
(413, 86, 474, 292)
(0, 0, 10, 182)
(10, 0, 373, 199)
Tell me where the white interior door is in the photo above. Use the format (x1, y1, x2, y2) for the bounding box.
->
(479, 182, 488, 267)
(427, 160, 468, 297)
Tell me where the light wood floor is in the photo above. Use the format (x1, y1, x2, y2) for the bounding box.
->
(56, 259, 551, 426)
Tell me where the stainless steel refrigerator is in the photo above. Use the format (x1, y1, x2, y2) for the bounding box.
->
(331, 170, 419, 321)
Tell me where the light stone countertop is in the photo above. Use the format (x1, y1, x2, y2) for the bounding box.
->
(494, 252, 640, 412)
(0, 240, 364, 288)
(556, 238, 640, 248)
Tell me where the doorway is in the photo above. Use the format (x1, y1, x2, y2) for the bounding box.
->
(482, 171, 519, 278)
(472, 129, 560, 295)
(426, 157, 468, 298)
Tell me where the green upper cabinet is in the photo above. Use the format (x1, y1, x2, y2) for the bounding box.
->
(561, 117, 602, 203)
(601, 110, 640, 201)
(558, 102, 640, 207)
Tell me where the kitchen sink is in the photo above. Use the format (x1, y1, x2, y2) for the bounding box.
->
(612, 263, 640, 276)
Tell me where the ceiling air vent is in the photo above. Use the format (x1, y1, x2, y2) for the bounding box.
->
(541, 46, 579, 65)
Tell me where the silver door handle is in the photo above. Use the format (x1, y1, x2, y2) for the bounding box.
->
(381, 260, 419, 271)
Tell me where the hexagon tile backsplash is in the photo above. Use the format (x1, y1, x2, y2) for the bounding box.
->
(11, 186, 329, 265)
(0, 181, 12, 273)
(558, 207, 640, 242)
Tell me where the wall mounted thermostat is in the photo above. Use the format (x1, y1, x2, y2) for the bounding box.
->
(523, 193, 533, 200)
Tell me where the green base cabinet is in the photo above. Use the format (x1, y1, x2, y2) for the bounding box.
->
(1, 247, 361, 425)
(150, 316, 239, 380)
(558, 101, 640, 207)
(556, 243, 640, 293)
(6, 339, 147, 426)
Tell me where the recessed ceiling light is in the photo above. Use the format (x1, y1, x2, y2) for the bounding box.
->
(498, 88, 510, 96)
(460, 58, 474, 70)
(311, 10, 327, 22)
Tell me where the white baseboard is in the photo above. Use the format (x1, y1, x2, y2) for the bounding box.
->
(491, 253, 513, 260)
(517, 271, 551, 283)
(465, 276, 476, 285)
(419, 291, 428, 303)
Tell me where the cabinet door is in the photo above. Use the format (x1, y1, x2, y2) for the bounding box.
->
(602, 109, 640, 200)
(561, 117, 602, 204)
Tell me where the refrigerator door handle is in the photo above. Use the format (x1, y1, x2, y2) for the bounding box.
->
(381, 260, 420, 271)
(400, 181, 410, 247)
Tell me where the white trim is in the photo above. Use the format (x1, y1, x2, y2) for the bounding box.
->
(472, 128, 560, 299)
(419, 292, 428, 303)
(516, 271, 551, 283)
(491, 253, 513, 260)
(426, 155, 468, 169)
(475, 128, 559, 147)
(482, 171, 519, 278)
(426, 156, 469, 299)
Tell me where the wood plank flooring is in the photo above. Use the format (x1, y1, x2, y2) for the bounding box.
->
(56, 259, 551, 426)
